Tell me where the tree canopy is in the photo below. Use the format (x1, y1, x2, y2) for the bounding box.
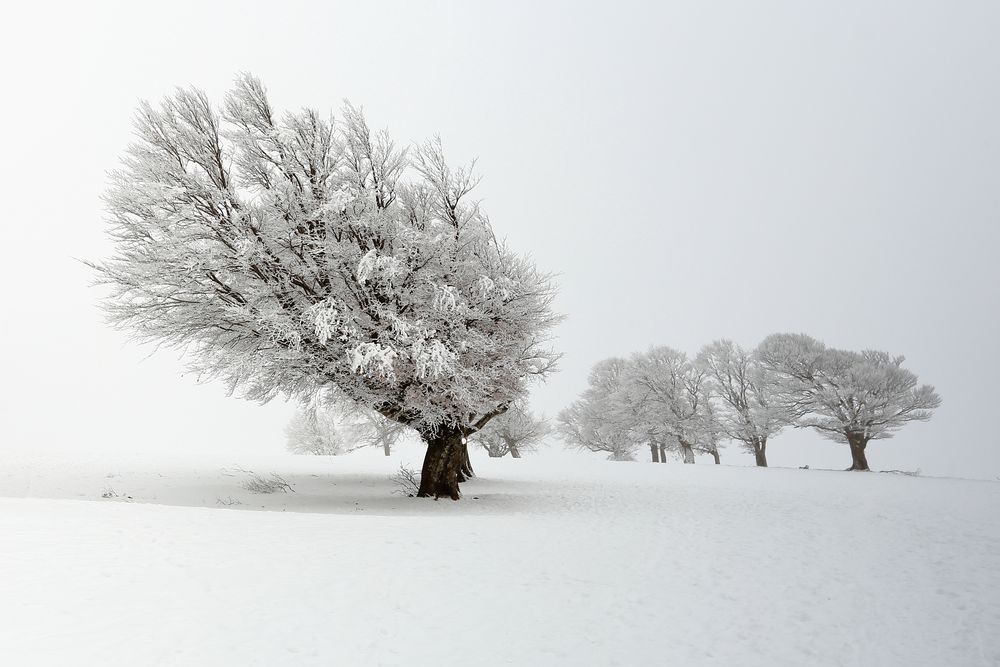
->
(93, 75, 561, 497)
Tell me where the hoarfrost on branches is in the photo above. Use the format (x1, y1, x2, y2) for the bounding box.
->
(621, 347, 722, 464)
(411, 338, 455, 380)
(474, 401, 550, 458)
(697, 339, 790, 467)
(348, 343, 399, 380)
(91, 74, 562, 499)
(432, 284, 459, 312)
(757, 333, 941, 471)
(285, 405, 342, 455)
(306, 299, 351, 346)
(559, 350, 723, 464)
(356, 249, 405, 285)
(557, 358, 639, 461)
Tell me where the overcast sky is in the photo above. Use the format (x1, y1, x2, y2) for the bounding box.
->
(1, 1, 997, 477)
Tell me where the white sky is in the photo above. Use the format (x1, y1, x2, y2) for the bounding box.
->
(1, 1, 997, 476)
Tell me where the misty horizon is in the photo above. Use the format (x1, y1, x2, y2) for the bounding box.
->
(2, 1, 997, 478)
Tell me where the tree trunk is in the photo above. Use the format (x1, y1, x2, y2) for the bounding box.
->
(457, 441, 475, 482)
(417, 429, 465, 499)
(649, 442, 660, 463)
(711, 448, 720, 465)
(754, 438, 768, 467)
(382, 439, 391, 457)
(680, 442, 695, 464)
(846, 433, 870, 471)
(658, 443, 668, 463)
(510, 445, 521, 459)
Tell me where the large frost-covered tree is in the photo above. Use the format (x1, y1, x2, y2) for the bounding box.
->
(697, 339, 789, 467)
(474, 401, 549, 458)
(757, 334, 941, 471)
(92, 75, 561, 499)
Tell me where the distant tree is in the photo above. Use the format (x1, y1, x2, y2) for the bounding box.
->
(695, 403, 724, 465)
(703, 439, 722, 465)
(558, 358, 638, 461)
(475, 401, 549, 458)
(561, 350, 725, 465)
(91, 75, 561, 499)
(333, 400, 412, 456)
(697, 339, 789, 467)
(623, 347, 719, 464)
(757, 334, 941, 471)
(608, 365, 668, 464)
(285, 406, 341, 455)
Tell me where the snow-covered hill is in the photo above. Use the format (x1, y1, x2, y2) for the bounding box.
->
(1, 447, 997, 666)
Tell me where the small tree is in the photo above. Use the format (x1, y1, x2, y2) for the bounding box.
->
(285, 406, 342, 455)
(91, 75, 561, 499)
(475, 401, 549, 458)
(333, 399, 412, 456)
(558, 358, 638, 461)
(697, 339, 789, 467)
(757, 334, 941, 471)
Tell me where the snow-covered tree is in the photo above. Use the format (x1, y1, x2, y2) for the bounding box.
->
(560, 350, 723, 465)
(697, 402, 725, 465)
(474, 401, 549, 458)
(558, 358, 638, 461)
(697, 339, 789, 467)
(92, 75, 561, 499)
(622, 347, 720, 464)
(285, 406, 342, 455)
(757, 334, 941, 471)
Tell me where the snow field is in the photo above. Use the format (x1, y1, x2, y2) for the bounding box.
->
(1, 450, 997, 666)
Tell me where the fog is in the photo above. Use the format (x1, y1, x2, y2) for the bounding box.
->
(1, 1, 997, 477)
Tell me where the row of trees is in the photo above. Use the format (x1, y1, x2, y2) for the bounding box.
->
(284, 399, 407, 456)
(558, 334, 941, 471)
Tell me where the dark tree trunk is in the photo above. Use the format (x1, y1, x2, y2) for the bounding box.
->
(680, 442, 695, 464)
(711, 449, 721, 465)
(846, 433, 870, 471)
(658, 443, 668, 463)
(382, 440, 391, 457)
(649, 442, 660, 463)
(417, 429, 465, 499)
(457, 442, 475, 482)
(510, 445, 521, 459)
(754, 438, 768, 467)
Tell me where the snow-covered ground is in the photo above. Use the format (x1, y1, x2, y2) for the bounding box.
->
(1, 445, 997, 666)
